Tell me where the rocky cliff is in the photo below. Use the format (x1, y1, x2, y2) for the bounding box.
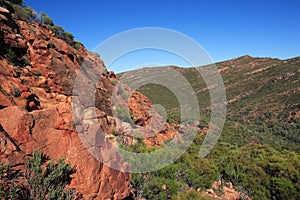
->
(0, 2, 182, 199)
(0, 3, 133, 199)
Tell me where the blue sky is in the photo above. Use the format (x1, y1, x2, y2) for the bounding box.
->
(25, 0, 300, 72)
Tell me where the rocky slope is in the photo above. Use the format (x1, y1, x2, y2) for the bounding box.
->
(0, 3, 154, 199)
(0, 4, 130, 199)
(213, 55, 300, 123)
(0, 2, 182, 199)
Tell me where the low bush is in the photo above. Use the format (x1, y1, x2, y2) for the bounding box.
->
(0, 151, 76, 199)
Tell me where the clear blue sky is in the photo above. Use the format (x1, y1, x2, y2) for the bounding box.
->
(25, 0, 300, 72)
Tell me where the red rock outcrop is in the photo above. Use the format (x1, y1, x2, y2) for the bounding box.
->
(0, 4, 131, 199)
(0, 3, 184, 199)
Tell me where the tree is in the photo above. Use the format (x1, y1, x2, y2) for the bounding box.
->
(22, 6, 37, 21)
(13, 5, 37, 21)
(60, 32, 74, 45)
(38, 12, 54, 26)
(48, 25, 65, 36)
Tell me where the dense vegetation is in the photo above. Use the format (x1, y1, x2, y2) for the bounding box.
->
(124, 56, 300, 199)
(0, 151, 76, 199)
(126, 120, 300, 200)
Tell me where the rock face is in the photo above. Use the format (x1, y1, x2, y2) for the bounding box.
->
(0, 4, 131, 199)
(113, 87, 180, 146)
(0, 3, 183, 199)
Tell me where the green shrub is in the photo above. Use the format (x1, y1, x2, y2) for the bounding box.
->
(38, 12, 54, 26)
(22, 6, 37, 21)
(0, 151, 76, 200)
(58, 32, 74, 45)
(125, 138, 147, 153)
(10, 4, 80, 49)
(129, 142, 219, 199)
(270, 178, 298, 200)
(48, 25, 64, 36)
(115, 107, 131, 123)
(73, 41, 82, 49)
(143, 177, 180, 199)
(0, 164, 21, 199)
(5, 48, 30, 66)
(47, 25, 81, 49)
(11, 4, 25, 20)
(166, 110, 181, 124)
(110, 79, 118, 86)
(130, 173, 147, 198)
(6, 48, 17, 61)
(111, 128, 119, 137)
(25, 151, 75, 199)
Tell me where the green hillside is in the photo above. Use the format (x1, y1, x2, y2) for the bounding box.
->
(135, 55, 300, 152)
(119, 56, 300, 199)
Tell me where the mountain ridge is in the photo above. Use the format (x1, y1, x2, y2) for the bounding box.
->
(133, 54, 300, 151)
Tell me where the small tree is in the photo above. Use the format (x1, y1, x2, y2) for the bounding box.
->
(48, 25, 65, 36)
(38, 12, 54, 26)
(22, 6, 37, 21)
(59, 32, 75, 45)
(10, 3, 36, 22)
